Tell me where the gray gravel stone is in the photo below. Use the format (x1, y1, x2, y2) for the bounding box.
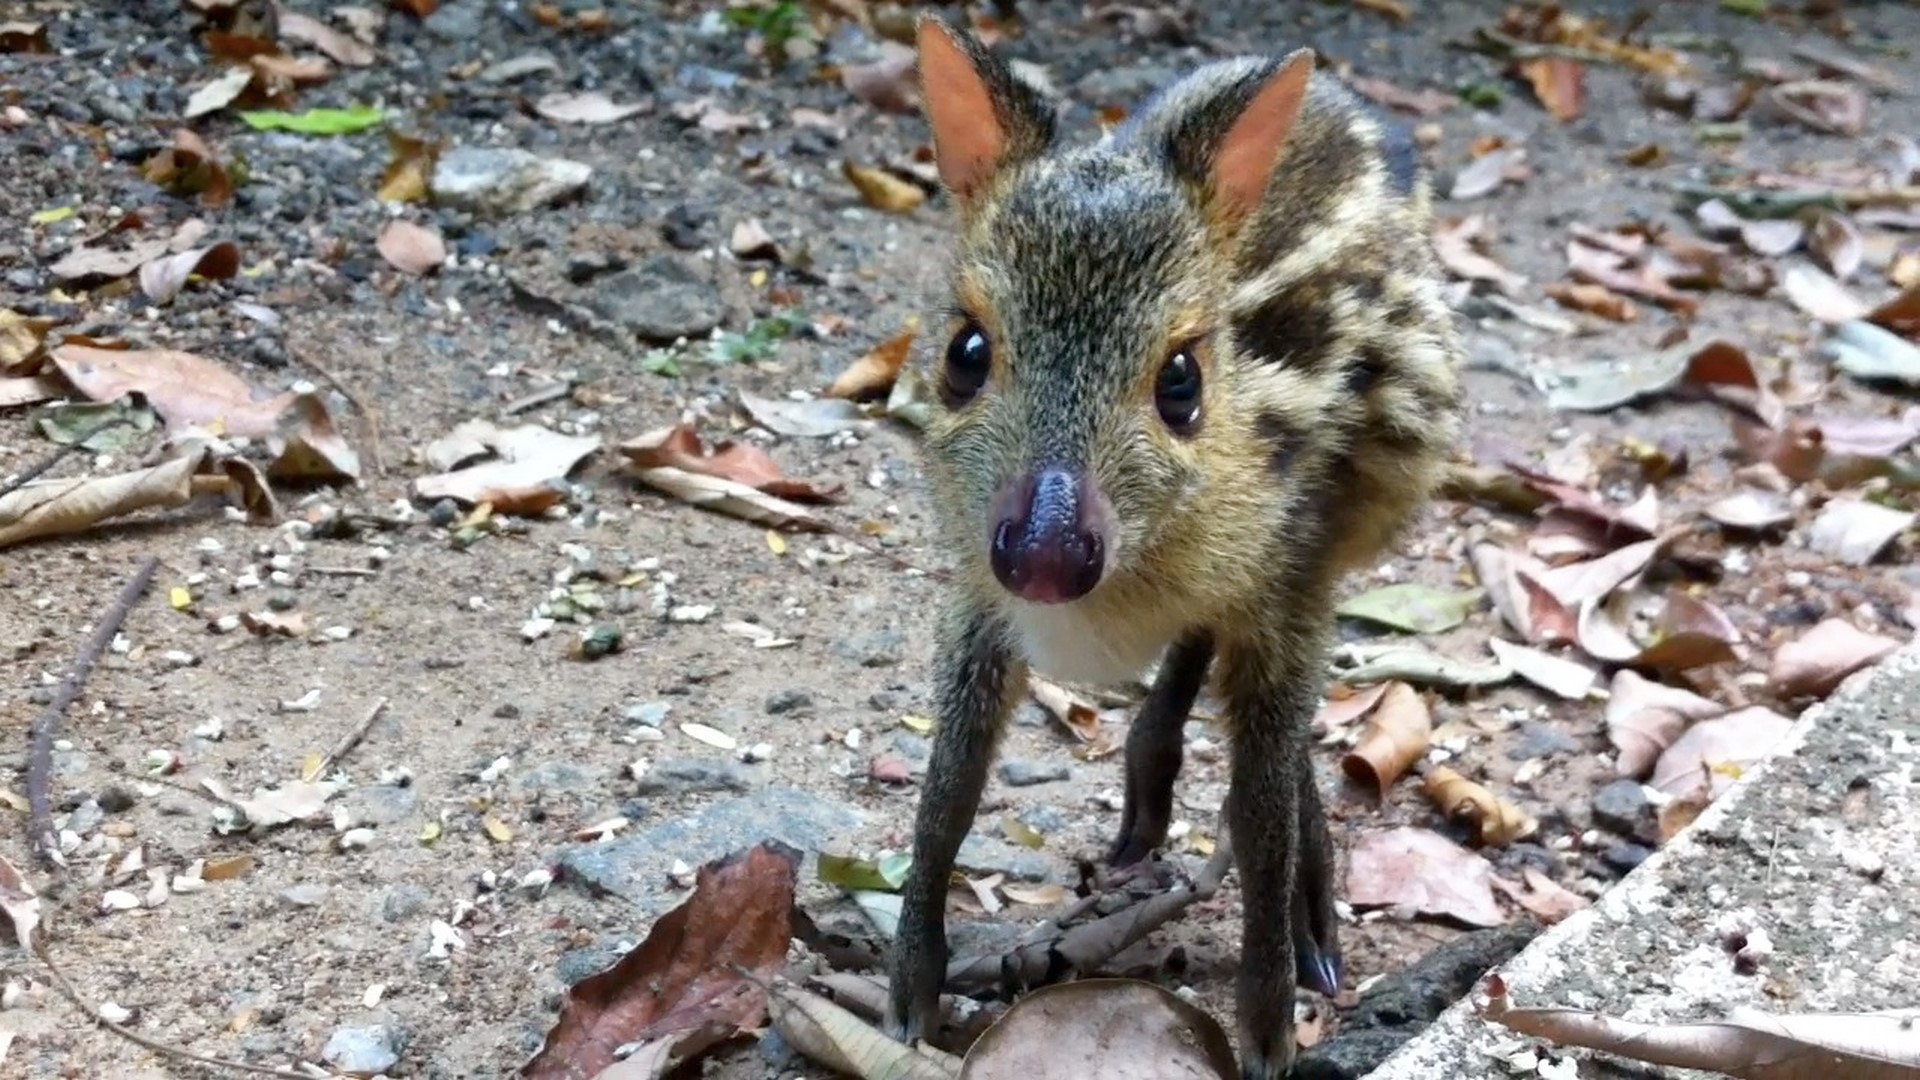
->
(956, 834, 1056, 883)
(764, 689, 812, 714)
(635, 757, 756, 795)
(322, 1025, 401, 1075)
(624, 701, 672, 727)
(998, 759, 1070, 787)
(587, 255, 727, 341)
(380, 885, 430, 923)
(1589, 778, 1654, 841)
(1505, 721, 1580, 761)
(432, 146, 591, 215)
(279, 884, 328, 908)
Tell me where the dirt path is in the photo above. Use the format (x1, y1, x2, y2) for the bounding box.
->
(1, 1, 1915, 1077)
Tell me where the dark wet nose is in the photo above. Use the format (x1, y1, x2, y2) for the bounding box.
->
(988, 468, 1107, 604)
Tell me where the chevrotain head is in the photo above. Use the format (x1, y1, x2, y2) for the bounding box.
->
(913, 16, 1313, 607)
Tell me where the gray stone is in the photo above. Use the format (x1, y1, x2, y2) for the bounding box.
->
(1600, 841, 1653, 874)
(278, 884, 328, 907)
(348, 784, 419, 826)
(588, 255, 726, 341)
(888, 733, 930, 762)
(557, 788, 863, 912)
(624, 701, 672, 727)
(1504, 721, 1580, 761)
(63, 799, 104, 835)
(1590, 778, 1654, 841)
(635, 757, 755, 795)
(432, 147, 591, 216)
(956, 834, 1056, 883)
(998, 759, 1070, 787)
(380, 885, 430, 923)
(555, 941, 628, 986)
(1017, 805, 1070, 834)
(833, 628, 905, 669)
(518, 761, 591, 793)
(422, 1, 484, 41)
(322, 1025, 401, 1075)
(765, 689, 812, 714)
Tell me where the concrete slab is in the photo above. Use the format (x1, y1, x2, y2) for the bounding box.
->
(1367, 640, 1920, 1079)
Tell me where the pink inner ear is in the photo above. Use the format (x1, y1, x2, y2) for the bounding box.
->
(918, 21, 1006, 199)
(1212, 51, 1314, 226)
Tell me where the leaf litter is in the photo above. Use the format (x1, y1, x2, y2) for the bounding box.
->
(415, 419, 600, 513)
(1346, 826, 1506, 928)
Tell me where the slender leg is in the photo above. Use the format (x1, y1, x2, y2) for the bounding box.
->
(1291, 752, 1342, 997)
(1109, 632, 1214, 866)
(885, 603, 1025, 1043)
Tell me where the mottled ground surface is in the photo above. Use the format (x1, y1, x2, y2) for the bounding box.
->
(0, 0, 1915, 1077)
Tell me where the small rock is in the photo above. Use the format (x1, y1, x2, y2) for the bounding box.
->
(566, 251, 625, 284)
(555, 942, 625, 986)
(889, 733, 930, 761)
(1590, 779, 1655, 842)
(381, 885, 430, 923)
(999, 759, 1070, 787)
(422, 0, 484, 40)
(322, 1024, 401, 1076)
(634, 757, 755, 795)
(661, 203, 712, 250)
(832, 628, 904, 669)
(589, 255, 727, 341)
(1505, 721, 1580, 761)
(764, 689, 812, 714)
(432, 146, 591, 216)
(279, 884, 328, 908)
(63, 799, 105, 835)
(1019, 805, 1070, 834)
(624, 701, 672, 727)
(1601, 842, 1653, 874)
(97, 786, 136, 814)
(956, 835, 1056, 883)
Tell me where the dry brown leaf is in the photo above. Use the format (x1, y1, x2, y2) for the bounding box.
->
(376, 220, 446, 275)
(0, 20, 51, 54)
(0, 309, 54, 375)
(50, 238, 170, 283)
(414, 419, 601, 513)
(627, 466, 830, 533)
(1782, 264, 1869, 323)
(1565, 234, 1699, 316)
(1757, 79, 1867, 136)
(1703, 489, 1793, 532)
(51, 345, 291, 436)
(377, 131, 439, 203)
(1470, 543, 1577, 646)
(141, 129, 235, 208)
(1767, 618, 1901, 699)
(1807, 499, 1914, 566)
(522, 844, 799, 1079)
(1434, 216, 1527, 295)
(1480, 976, 1920, 1078)
(0, 450, 204, 549)
(0, 375, 63, 409)
(1486, 638, 1596, 700)
(1346, 826, 1506, 927)
(533, 90, 648, 124)
(1490, 867, 1589, 925)
(959, 979, 1237, 1079)
(1605, 669, 1723, 779)
(139, 241, 240, 304)
(1544, 281, 1636, 322)
(1311, 681, 1390, 734)
(1868, 282, 1920, 339)
(241, 610, 308, 637)
(1519, 57, 1583, 121)
(1027, 675, 1109, 751)
(619, 424, 841, 503)
(764, 979, 955, 1080)
(842, 161, 926, 214)
(1422, 766, 1537, 846)
(1808, 213, 1863, 281)
(264, 392, 360, 483)
(1348, 75, 1455, 116)
(1339, 681, 1430, 793)
(1353, 0, 1409, 21)
(200, 854, 255, 881)
(202, 776, 336, 830)
(185, 66, 254, 118)
(729, 219, 780, 261)
(250, 51, 332, 86)
(1451, 147, 1523, 201)
(1577, 588, 1740, 673)
(1649, 706, 1793, 802)
(841, 41, 918, 114)
(277, 10, 375, 65)
(826, 327, 916, 401)
(0, 854, 42, 949)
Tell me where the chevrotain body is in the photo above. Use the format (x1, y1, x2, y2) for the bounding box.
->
(885, 17, 1465, 1079)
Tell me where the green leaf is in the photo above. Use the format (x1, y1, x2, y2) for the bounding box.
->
(30, 205, 76, 225)
(817, 852, 911, 892)
(35, 399, 156, 452)
(639, 349, 681, 377)
(238, 106, 386, 135)
(1336, 583, 1485, 634)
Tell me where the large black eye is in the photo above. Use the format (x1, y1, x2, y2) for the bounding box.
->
(1155, 348, 1202, 431)
(943, 322, 992, 405)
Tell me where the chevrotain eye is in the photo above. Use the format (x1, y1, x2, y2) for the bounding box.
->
(1155, 348, 1202, 431)
(944, 322, 992, 404)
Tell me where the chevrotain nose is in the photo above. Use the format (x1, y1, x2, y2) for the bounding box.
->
(988, 468, 1110, 604)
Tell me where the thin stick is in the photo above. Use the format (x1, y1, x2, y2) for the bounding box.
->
(313, 696, 389, 777)
(305, 565, 377, 577)
(501, 383, 572, 415)
(28, 555, 159, 869)
(287, 341, 386, 477)
(0, 416, 135, 503)
(35, 941, 326, 1079)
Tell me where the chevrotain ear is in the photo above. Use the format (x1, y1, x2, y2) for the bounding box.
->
(1200, 49, 1315, 234)
(916, 14, 1056, 209)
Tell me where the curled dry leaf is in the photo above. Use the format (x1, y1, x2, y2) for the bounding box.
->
(1335, 582, 1484, 634)
(522, 843, 800, 1080)
(0, 854, 43, 949)
(375, 220, 446, 275)
(50, 239, 170, 283)
(1339, 681, 1430, 792)
(1649, 706, 1793, 802)
(141, 129, 234, 208)
(0, 448, 205, 550)
(1540, 340, 1777, 423)
(140, 241, 241, 304)
(532, 90, 648, 124)
(729, 219, 779, 262)
(764, 978, 956, 1080)
(1487, 638, 1595, 700)
(1480, 976, 1920, 1078)
(185, 66, 254, 118)
(1422, 766, 1537, 846)
(1757, 79, 1867, 136)
(959, 979, 1237, 1080)
(1576, 588, 1741, 674)
(1348, 75, 1456, 116)
(1471, 543, 1577, 646)
(1027, 675, 1110, 751)
(841, 41, 919, 114)
(1311, 681, 1390, 734)
(1345, 826, 1506, 928)
(619, 424, 841, 503)
(1490, 867, 1589, 925)
(826, 326, 917, 402)
(377, 131, 440, 203)
(1433, 216, 1527, 295)
(1704, 488, 1793, 532)
(1605, 669, 1723, 779)
(1869, 282, 1920, 339)
(628, 466, 830, 534)
(1545, 281, 1636, 322)
(277, 10, 375, 65)
(1782, 264, 1869, 323)
(1823, 319, 1920, 387)
(202, 777, 336, 830)
(267, 392, 361, 482)
(51, 344, 291, 437)
(738, 392, 874, 439)
(413, 419, 601, 514)
(1808, 213, 1863, 281)
(1739, 218, 1804, 258)
(1767, 618, 1901, 699)
(1564, 234, 1698, 317)
(1807, 498, 1914, 566)
(842, 161, 926, 214)
(0, 374, 62, 408)
(1519, 56, 1583, 122)
(1333, 642, 1514, 690)
(1450, 147, 1523, 201)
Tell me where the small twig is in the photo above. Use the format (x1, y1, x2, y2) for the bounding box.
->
(501, 383, 573, 415)
(305, 565, 378, 577)
(0, 416, 136, 503)
(286, 340, 386, 477)
(35, 940, 327, 1079)
(28, 555, 159, 869)
(312, 697, 390, 778)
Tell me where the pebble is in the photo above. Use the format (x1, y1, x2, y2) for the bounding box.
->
(999, 759, 1070, 787)
(633, 757, 754, 795)
(624, 701, 672, 727)
(279, 884, 329, 907)
(322, 1025, 402, 1076)
(432, 146, 591, 216)
(764, 689, 811, 714)
(1589, 779, 1655, 841)
(380, 885, 430, 922)
(1505, 721, 1580, 761)
(588, 255, 728, 342)
(1601, 842, 1653, 874)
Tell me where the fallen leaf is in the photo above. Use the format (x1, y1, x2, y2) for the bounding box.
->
(1336, 584, 1484, 635)
(1807, 213, 1863, 281)
(1870, 283, 1920, 339)
(1027, 675, 1108, 750)
(841, 41, 918, 113)
(1519, 57, 1583, 121)
(521, 843, 799, 1079)
(817, 852, 912, 893)
(1806, 498, 1914, 566)
(763, 979, 955, 1080)
(140, 129, 235, 208)
(1487, 639, 1596, 700)
(1434, 216, 1527, 295)
(238, 105, 385, 134)
(1535, 536, 1667, 609)
(1345, 826, 1506, 927)
(1577, 588, 1741, 673)
(1332, 642, 1514, 690)
(533, 90, 647, 124)
(1311, 682, 1390, 734)
(139, 241, 241, 304)
(0, 450, 206, 549)
(277, 10, 375, 65)
(1339, 682, 1430, 793)
(1649, 706, 1793, 801)
(826, 327, 917, 402)
(0, 20, 51, 54)
(1782, 264, 1869, 323)
(50, 239, 170, 283)
(51, 345, 292, 437)
(1757, 79, 1867, 136)
(1544, 281, 1636, 321)
(1490, 867, 1588, 925)
(203, 777, 336, 830)
(0, 309, 54, 375)
(1604, 670, 1723, 779)
(959, 979, 1237, 1079)
(1422, 767, 1537, 846)
(1739, 218, 1804, 258)
(629, 467, 830, 533)
(0, 375, 63, 409)
(1348, 75, 1456, 116)
(251, 52, 333, 85)
(241, 610, 308, 637)
(200, 855, 254, 881)
(375, 220, 446, 275)
(1450, 147, 1522, 201)
(619, 424, 841, 503)
(737, 392, 874, 438)
(185, 67, 254, 118)
(1703, 489, 1793, 531)
(1821, 319, 1920, 386)
(1471, 544, 1577, 646)
(376, 131, 440, 203)
(883, 365, 937, 430)
(1767, 618, 1902, 699)
(413, 419, 601, 514)
(842, 162, 926, 214)
(1540, 340, 1773, 420)
(729, 219, 779, 262)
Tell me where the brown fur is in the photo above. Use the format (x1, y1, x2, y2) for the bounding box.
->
(887, 17, 1464, 1079)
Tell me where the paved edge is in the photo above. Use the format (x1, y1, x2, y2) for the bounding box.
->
(1364, 637, 1920, 1079)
